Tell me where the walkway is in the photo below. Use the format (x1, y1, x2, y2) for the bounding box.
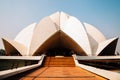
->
(4, 57, 107, 80)
(19, 67, 107, 80)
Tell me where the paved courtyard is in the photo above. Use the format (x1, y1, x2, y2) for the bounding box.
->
(20, 67, 107, 80)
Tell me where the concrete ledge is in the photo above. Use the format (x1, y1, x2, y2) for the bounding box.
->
(75, 55, 120, 60)
(0, 55, 45, 79)
(0, 56, 42, 60)
(73, 54, 120, 80)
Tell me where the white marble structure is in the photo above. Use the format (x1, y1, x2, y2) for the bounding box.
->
(2, 12, 118, 56)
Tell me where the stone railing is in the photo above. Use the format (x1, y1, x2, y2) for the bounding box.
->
(0, 54, 45, 79)
(72, 54, 120, 80)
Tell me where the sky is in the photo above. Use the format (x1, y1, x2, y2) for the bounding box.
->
(0, 0, 120, 52)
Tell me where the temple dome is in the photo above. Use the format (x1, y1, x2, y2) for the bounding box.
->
(2, 12, 118, 56)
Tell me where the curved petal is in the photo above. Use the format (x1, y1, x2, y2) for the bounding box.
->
(96, 37, 118, 56)
(84, 23, 106, 43)
(2, 38, 27, 56)
(61, 17, 92, 56)
(14, 23, 36, 48)
(29, 17, 58, 56)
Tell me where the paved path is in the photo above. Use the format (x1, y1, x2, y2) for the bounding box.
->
(19, 67, 107, 80)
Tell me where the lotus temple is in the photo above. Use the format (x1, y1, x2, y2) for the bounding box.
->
(0, 12, 120, 80)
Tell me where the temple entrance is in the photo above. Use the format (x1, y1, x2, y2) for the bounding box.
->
(33, 31, 87, 56)
(45, 48, 73, 57)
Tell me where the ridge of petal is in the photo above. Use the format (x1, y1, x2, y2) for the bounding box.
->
(50, 11, 60, 27)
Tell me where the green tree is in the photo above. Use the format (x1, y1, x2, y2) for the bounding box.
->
(0, 49, 6, 56)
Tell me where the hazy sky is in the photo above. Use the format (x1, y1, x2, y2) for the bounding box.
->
(0, 0, 120, 52)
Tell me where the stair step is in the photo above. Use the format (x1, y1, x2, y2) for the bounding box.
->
(44, 65, 75, 67)
(44, 62, 74, 64)
(43, 57, 75, 67)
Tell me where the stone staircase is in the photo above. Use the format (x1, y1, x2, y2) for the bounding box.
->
(43, 57, 75, 67)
